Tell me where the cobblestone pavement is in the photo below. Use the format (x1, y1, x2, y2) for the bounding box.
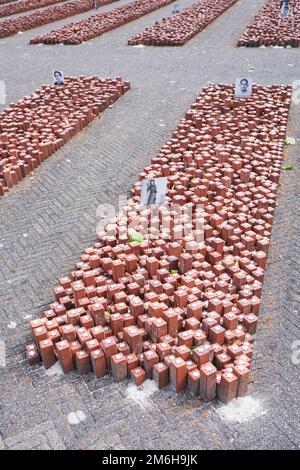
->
(0, 0, 300, 450)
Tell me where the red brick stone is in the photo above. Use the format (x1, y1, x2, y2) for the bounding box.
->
(170, 357, 187, 393)
(150, 317, 168, 343)
(130, 366, 146, 386)
(100, 337, 117, 369)
(39, 338, 56, 369)
(55, 339, 74, 373)
(200, 362, 217, 402)
(188, 368, 201, 396)
(217, 370, 239, 404)
(153, 362, 169, 389)
(90, 348, 107, 378)
(25, 344, 40, 365)
(209, 324, 225, 345)
(156, 341, 172, 361)
(75, 350, 91, 375)
(123, 326, 143, 354)
(162, 308, 179, 337)
(177, 329, 194, 348)
(243, 313, 258, 334)
(175, 344, 190, 361)
(233, 364, 250, 397)
(126, 353, 139, 375)
(61, 324, 76, 342)
(193, 345, 210, 367)
(111, 353, 127, 382)
(143, 349, 159, 378)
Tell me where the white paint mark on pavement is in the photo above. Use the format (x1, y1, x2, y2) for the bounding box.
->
(67, 410, 86, 425)
(218, 397, 267, 424)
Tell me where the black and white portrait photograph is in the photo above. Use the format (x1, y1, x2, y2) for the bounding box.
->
(234, 77, 253, 98)
(53, 70, 65, 86)
(140, 177, 168, 206)
(280, 0, 289, 16)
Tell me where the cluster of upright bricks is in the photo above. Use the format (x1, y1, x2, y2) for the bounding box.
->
(0, 0, 117, 39)
(0, 0, 65, 18)
(0, 0, 17, 5)
(29, 0, 175, 45)
(0, 76, 130, 197)
(26, 83, 292, 404)
(128, 0, 237, 46)
(26, 85, 291, 403)
(238, 0, 300, 47)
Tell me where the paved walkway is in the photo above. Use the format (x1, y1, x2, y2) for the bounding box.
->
(0, 0, 299, 449)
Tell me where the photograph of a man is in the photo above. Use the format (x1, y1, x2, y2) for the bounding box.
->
(280, 1, 289, 16)
(234, 78, 253, 98)
(140, 177, 168, 206)
(53, 70, 64, 86)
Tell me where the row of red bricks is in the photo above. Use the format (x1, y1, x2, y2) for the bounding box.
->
(24, 234, 263, 403)
(0, 76, 130, 197)
(27, 324, 250, 402)
(238, 0, 300, 47)
(128, 0, 238, 47)
(26, 83, 292, 404)
(29, 0, 176, 45)
(0, 0, 118, 39)
(0, 0, 17, 5)
(0, 0, 66, 18)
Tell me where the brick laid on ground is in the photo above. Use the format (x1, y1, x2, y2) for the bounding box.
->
(0, 0, 17, 5)
(29, 0, 176, 45)
(0, 0, 67, 18)
(0, 0, 119, 39)
(0, 76, 130, 197)
(128, 0, 238, 47)
(238, 0, 300, 47)
(27, 83, 292, 404)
